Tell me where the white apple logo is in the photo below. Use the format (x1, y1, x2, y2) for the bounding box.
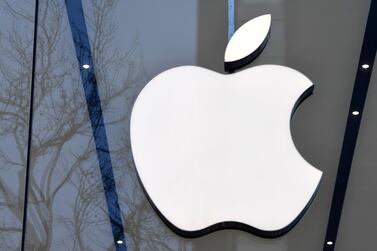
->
(130, 14, 322, 238)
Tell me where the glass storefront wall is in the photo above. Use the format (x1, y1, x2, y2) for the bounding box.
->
(0, 0, 376, 250)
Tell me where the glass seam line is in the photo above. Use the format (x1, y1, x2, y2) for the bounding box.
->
(21, 0, 40, 250)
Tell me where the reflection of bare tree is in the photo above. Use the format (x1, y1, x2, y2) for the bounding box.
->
(0, 0, 191, 250)
(0, 1, 34, 250)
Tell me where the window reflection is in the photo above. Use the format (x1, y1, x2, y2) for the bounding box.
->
(21, 0, 193, 250)
(0, 1, 35, 250)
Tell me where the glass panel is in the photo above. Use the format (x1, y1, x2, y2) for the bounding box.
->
(25, 0, 200, 250)
(0, 1, 35, 250)
(24, 0, 120, 249)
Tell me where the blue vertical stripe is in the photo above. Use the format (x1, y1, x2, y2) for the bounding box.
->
(64, 0, 127, 250)
(228, 0, 235, 40)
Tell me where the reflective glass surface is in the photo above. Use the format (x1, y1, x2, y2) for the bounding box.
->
(0, 0, 375, 250)
(0, 1, 35, 250)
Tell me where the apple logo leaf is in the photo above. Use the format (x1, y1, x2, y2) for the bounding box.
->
(224, 14, 271, 73)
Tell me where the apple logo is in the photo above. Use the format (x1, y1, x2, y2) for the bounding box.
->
(130, 14, 322, 238)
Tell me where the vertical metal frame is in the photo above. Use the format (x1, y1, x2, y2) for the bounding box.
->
(323, 1, 377, 250)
